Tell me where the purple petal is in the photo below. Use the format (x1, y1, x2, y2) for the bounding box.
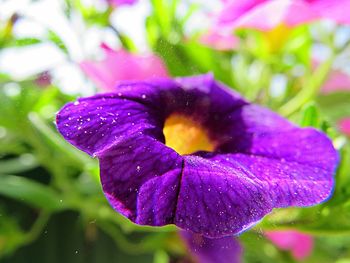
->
(202, 128, 337, 209)
(56, 93, 164, 156)
(175, 154, 273, 237)
(56, 93, 183, 222)
(100, 136, 183, 221)
(181, 231, 242, 263)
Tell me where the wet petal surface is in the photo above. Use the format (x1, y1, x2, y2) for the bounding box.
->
(56, 74, 337, 237)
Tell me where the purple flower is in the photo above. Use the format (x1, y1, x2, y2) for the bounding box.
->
(181, 231, 242, 263)
(56, 74, 337, 238)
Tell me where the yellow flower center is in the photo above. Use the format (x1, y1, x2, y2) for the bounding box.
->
(265, 23, 292, 52)
(163, 114, 215, 155)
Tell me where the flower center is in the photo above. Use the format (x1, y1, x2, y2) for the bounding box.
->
(265, 23, 292, 52)
(163, 114, 215, 155)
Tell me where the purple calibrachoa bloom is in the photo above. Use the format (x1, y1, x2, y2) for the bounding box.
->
(56, 74, 337, 238)
(181, 231, 242, 263)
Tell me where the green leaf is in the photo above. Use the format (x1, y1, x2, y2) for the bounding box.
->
(5, 38, 42, 47)
(283, 25, 312, 66)
(182, 40, 234, 86)
(47, 30, 68, 54)
(146, 16, 160, 47)
(27, 113, 96, 174)
(115, 31, 137, 52)
(151, 0, 172, 36)
(155, 38, 195, 76)
(316, 92, 350, 123)
(0, 210, 25, 256)
(330, 143, 350, 205)
(153, 250, 169, 263)
(299, 102, 321, 127)
(279, 54, 335, 116)
(0, 154, 39, 174)
(0, 175, 64, 211)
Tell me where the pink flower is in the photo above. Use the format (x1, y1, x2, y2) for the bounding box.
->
(265, 230, 313, 261)
(308, 0, 350, 25)
(320, 69, 350, 94)
(35, 71, 51, 88)
(217, 0, 350, 31)
(106, 0, 137, 7)
(338, 118, 350, 136)
(80, 44, 168, 91)
(200, 31, 239, 51)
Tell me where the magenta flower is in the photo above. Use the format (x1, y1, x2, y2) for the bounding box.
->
(80, 44, 168, 91)
(219, 0, 317, 31)
(217, 0, 350, 31)
(106, 0, 137, 7)
(309, 0, 350, 25)
(266, 230, 313, 260)
(320, 69, 350, 94)
(35, 71, 51, 88)
(181, 231, 242, 263)
(338, 118, 350, 136)
(200, 31, 239, 51)
(56, 74, 337, 238)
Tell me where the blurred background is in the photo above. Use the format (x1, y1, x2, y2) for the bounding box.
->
(1, 0, 350, 262)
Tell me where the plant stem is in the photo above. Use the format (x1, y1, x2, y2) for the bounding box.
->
(279, 53, 336, 117)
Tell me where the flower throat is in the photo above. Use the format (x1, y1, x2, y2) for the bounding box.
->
(163, 114, 215, 155)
